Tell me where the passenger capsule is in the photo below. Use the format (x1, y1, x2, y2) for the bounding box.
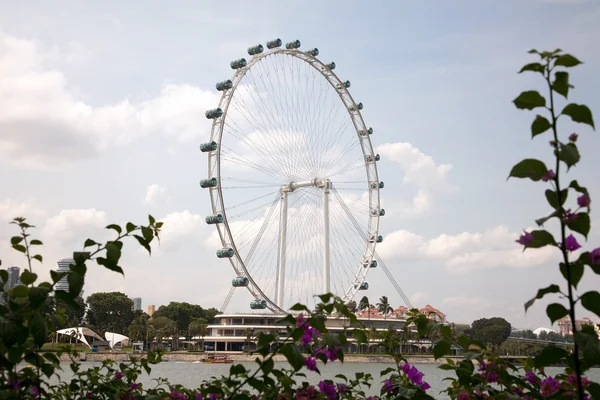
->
(359, 127, 373, 136)
(266, 38, 282, 49)
(369, 235, 383, 243)
(285, 40, 301, 49)
(216, 80, 233, 91)
(247, 44, 264, 56)
(200, 177, 218, 188)
(349, 102, 363, 111)
(250, 300, 267, 309)
(230, 58, 247, 69)
(216, 248, 234, 258)
(205, 108, 223, 119)
(379, 209, 385, 216)
(326, 62, 336, 70)
(232, 277, 249, 287)
(336, 80, 351, 89)
(356, 282, 369, 290)
(200, 141, 218, 152)
(305, 48, 319, 56)
(370, 260, 378, 268)
(370, 181, 384, 189)
(205, 214, 224, 224)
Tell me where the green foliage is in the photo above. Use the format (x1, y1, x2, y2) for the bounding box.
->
(86, 292, 135, 335)
(466, 317, 512, 347)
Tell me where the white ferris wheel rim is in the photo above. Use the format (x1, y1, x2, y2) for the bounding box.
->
(206, 43, 381, 313)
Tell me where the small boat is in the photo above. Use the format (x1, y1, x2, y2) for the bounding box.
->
(202, 354, 233, 364)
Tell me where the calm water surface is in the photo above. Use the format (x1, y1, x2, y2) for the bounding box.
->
(53, 361, 600, 399)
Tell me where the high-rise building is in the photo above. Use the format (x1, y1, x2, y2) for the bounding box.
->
(130, 297, 142, 311)
(4, 266, 21, 290)
(148, 304, 155, 317)
(56, 258, 73, 292)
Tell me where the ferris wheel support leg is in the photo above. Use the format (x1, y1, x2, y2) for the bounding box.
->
(277, 190, 289, 309)
(323, 184, 331, 295)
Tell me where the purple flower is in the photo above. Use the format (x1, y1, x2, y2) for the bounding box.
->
(524, 371, 539, 384)
(407, 366, 424, 385)
(129, 383, 140, 391)
(567, 373, 592, 387)
(382, 380, 394, 393)
(318, 381, 337, 400)
(305, 356, 317, 371)
(401, 362, 411, 374)
(457, 391, 470, 400)
(296, 313, 305, 327)
(516, 231, 533, 246)
(324, 346, 340, 362)
(542, 170, 556, 182)
(337, 384, 347, 393)
(208, 394, 221, 400)
(171, 391, 188, 400)
(421, 382, 431, 390)
(31, 386, 40, 398)
(540, 376, 561, 396)
(564, 234, 581, 252)
(7, 378, 20, 390)
(565, 209, 578, 223)
(85, 393, 95, 399)
(195, 394, 203, 400)
(578, 194, 590, 208)
(114, 371, 123, 381)
(590, 248, 600, 265)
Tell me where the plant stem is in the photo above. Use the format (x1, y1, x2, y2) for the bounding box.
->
(20, 225, 33, 273)
(546, 61, 584, 400)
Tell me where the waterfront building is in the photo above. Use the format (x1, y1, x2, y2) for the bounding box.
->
(557, 316, 595, 336)
(56, 258, 73, 292)
(148, 304, 155, 317)
(130, 297, 142, 311)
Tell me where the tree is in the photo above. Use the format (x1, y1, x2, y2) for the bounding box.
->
(152, 302, 218, 337)
(150, 316, 177, 349)
(86, 292, 134, 335)
(376, 296, 393, 321)
(466, 317, 512, 348)
(244, 328, 254, 353)
(128, 314, 154, 349)
(188, 319, 209, 351)
(358, 296, 373, 322)
(346, 301, 357, 314)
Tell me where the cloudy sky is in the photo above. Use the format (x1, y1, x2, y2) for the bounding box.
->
(1, 0, 599, 329)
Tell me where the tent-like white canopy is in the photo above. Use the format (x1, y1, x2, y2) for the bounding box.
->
(56, 327, 103, 349)
(105, 332, 129, 349)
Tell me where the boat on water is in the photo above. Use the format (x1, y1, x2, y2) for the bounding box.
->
(202, 354, 233, 364)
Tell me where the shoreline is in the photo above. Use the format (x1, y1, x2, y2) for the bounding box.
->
(60, 352, 462, 364)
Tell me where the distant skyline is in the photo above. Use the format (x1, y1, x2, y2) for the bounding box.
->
(1, 1, 600, 329)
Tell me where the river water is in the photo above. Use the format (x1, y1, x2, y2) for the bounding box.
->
(52, 361, 599, 399)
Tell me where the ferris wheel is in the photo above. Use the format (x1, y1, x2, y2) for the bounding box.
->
(200, 39, 384, 313)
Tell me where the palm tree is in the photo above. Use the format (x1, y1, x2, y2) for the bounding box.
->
(128, 314, 153, 350)
(244, 328, 254, 353)
(376, 296, 393, 322)
(188, 320, 208, 351)
(346, 300, 357, 314)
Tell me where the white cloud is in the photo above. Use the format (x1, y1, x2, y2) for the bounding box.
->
(409, 291, 428, 306)
(0, 31, 220, 169)
(43, 208, 108, 246)
(0, 199, 46, 232)
(156, 210, 205, 252)
(143, 184, 167, 206)
(377, 225, 559, 273)
(376, 142, 454, 217)
(443, 295, 491, 309)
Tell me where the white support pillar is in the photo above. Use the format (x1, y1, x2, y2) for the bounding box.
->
(277, 190, 289, 309)
(323, 182, 331, 294)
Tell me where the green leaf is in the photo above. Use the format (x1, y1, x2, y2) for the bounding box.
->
(10, 236, 23, 245)
(524, 284, 562, 312)
(50, 270, 66, 284)
(380, 367, 396, 377)
(289, 303, 310, 312)
(32, 254, 42, 263)
(554, 54, 582, 68)
(12, 285, 29, 297)
(531, 115, 552, 138)
(29, 239, 43, 245)
(433, 340, 451, 359)
(229, 364, 246, 375)
(561, 103, 595, 129)
(534, 346, 568, 368)
(560, 262, 584, 289)
(558, 142, 580, 169)
(106, 242, 121, 265)
(552, 71, 571, 98)
(546, 303, 569, 323)
(0, 269, 8, 283)
(12, 244, 26, 253)
(567, 212, 590, 239)
(260, 357, 274, 375)
(569, 180, 590, 205)
(589, 383, 600, 399)
(544, 189, 568, 209)
(106, 224, 122, 234)
(149, 215, 156, 225)
(519, 62, 545, 74)
(126, 222, 137, 233)
(513, 91, 546, 110)
(68, 270, 84, 296)
(581, 291, 600, 318)
(527, 230, 557, 248)
(29, 312, 48, 347)
(20, 270, 38, 285)
(508, 159, 548, 181)
(84, 239, 98, 248)
(133, 235, 151, 255)
(141, 226, 153, 243)
(279, 343, 305, 371)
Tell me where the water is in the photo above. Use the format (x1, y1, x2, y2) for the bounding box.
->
(50, 361, 599, 399)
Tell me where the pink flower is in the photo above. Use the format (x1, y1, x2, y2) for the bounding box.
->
(524, 371, 539, 384)
(305, 356, 317, 371)
(516, 231, 533, 246)
(318, 381, 337, 400)
(542, 170, 556, 182)
(590, 248, 600, 265)
(382, 380, 394, 393)
(114, 371, 123, 381)
(540, 376, 561, 396)
(564, 234, 581, 252)
(577, 194, 590, 208)
(457, 391, 470, 400)
(129, 383, 140, 391)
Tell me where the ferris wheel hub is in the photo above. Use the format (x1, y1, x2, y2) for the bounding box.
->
(284, 178, 331, 192)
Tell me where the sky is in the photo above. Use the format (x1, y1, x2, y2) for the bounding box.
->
(1, 0, 599, 330)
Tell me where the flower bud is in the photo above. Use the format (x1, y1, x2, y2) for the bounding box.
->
(569, 133, 578, 142)
(549, 140, 557, 147)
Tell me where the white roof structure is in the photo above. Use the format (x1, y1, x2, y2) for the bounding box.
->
(104, 332, 129, 349)
(56, 327, 103, 349)
(533, 327, 557, 335)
